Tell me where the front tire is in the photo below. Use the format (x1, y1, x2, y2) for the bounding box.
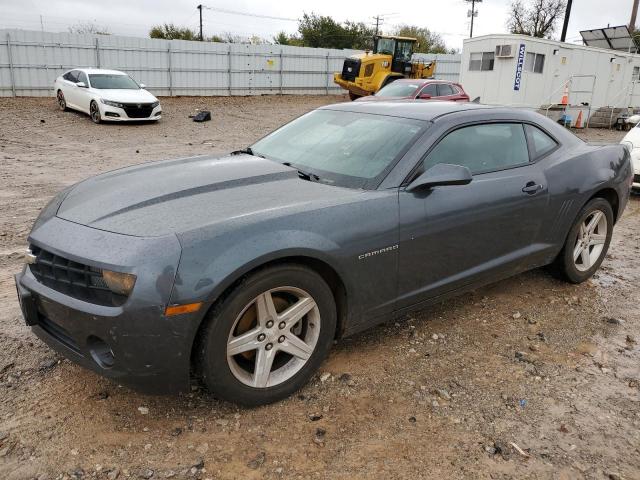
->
(57, 90, 68, 111)
(348, 92, 361, 101)
(552, 198, 613, 283)
(89, 101, 102, 124)
(198, 264, 337, 406)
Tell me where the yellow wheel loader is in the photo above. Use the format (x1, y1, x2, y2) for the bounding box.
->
(334, 35, 436, 100)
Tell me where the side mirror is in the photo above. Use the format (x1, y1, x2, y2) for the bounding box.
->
(139, 83, 146, 89)
(418, 93, 432, 100)
(76, 81, 87, 88)
(406, 163, 472, 192)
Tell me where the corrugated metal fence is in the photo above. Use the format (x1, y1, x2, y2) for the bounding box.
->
(0, 29, 461, 97)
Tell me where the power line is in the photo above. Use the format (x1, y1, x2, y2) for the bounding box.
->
(201, 5, 298, 22)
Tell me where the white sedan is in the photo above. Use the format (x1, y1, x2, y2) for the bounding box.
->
(621, 124, 640, 190)
(54, 68, 161, 123)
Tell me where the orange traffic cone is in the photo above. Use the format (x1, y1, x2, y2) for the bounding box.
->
(575, 110, 583, 128)
(561, 83, 569, 105)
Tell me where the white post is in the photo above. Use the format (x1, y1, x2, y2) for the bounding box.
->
(6, 33, 16, 97)
(167, 42, 172, 96)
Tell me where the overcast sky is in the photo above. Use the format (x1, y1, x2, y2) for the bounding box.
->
(0, 0, 633, 49)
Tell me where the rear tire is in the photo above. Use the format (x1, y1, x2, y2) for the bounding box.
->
(89, 101, 102, 124)
(551, 198, 613, 283)
(198, 264, 336, 406)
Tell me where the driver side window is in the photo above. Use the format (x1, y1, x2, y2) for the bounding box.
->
(422, 123, 530, 175)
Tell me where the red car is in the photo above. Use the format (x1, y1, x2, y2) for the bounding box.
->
(356, 79, 470, 102)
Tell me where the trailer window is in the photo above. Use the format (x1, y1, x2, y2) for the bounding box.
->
(525, 52, 545, 73)
(469, 52, 494, 71)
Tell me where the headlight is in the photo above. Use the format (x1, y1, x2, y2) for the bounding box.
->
(151, 101, 160, 108)
(102, 270, 136, 296)
(101, 99, 124, 108)
(621, 140, 634, 151)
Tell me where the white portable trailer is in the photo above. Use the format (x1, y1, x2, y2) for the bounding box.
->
(459, 34, 640, 126)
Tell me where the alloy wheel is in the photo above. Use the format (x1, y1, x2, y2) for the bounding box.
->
(90, 102, 100, 123)
(226, 287, 320, 388)
(57, 91, 66, 110)
(573, 209, 607, 272)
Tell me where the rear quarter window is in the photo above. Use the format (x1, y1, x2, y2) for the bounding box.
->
(526, 124, 558, 159)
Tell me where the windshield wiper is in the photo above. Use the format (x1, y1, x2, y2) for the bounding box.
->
(282, 162, 320, 182)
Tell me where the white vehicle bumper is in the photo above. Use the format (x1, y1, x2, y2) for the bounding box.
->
(100, 103, 162, 121)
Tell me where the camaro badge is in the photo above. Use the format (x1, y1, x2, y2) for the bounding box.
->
(358, 244, 398, 260)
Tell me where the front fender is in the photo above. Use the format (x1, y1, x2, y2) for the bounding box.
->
(170, 229, 348, 308)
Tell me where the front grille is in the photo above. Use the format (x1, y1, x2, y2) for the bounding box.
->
(122, 103, 154, 119)
(634, 173, 640, 183)
(341, 58, 361, 82)
(28, 246, 127, 307)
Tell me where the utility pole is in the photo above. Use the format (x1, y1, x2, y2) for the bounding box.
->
(373, 15, 381, 36)
(631, 0, 640, 31)
(465, 0, 482, 38)
(560, 0, 573, 42)
(197, 4, 203, 41)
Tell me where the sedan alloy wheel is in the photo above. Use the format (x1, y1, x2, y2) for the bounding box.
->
(90, 101, 101, 124)
(57, 90, 67, 111)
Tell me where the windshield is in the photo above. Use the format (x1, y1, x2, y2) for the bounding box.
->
(376, 82, 421, 97)
(376, 38, 396, 55)
(88, 74, 139, 90)
(251, 110, 425, 189)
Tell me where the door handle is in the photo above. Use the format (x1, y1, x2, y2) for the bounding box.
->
(522, 182, 543, 194)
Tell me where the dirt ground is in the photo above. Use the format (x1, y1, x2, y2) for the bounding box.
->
(0, 96, 638, 480)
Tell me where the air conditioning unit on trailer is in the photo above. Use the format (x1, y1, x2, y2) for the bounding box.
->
(495, 45, 514, 58)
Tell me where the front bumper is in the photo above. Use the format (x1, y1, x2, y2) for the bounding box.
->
(100, 103, 162, 121)
(15, 216, 201, 393)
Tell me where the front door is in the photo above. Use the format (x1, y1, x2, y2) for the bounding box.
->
(396, 122, 548, 309)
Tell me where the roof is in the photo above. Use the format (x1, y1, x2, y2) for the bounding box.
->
(69, 68, 128, 75)
(375, 35, 417, 42)
(385, 78, 456, 84)
(464, 33, 640, 60)
(320, 100, 495, 121)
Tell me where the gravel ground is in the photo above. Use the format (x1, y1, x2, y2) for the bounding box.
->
(0, 96, 638, 480)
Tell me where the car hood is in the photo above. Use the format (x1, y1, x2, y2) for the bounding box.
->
(91, 88, 158, 103)
(56, 154, 362, 237)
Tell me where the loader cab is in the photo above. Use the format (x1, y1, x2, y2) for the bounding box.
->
(374, 36, 417, 75)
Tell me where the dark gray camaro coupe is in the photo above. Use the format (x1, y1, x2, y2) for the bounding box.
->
(15, 101, 632, 405)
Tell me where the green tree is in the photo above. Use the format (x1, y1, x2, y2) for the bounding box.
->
(297, 13, 373, 49)
(149, 24, 199, 41)
(507, 0, 567, 38)
(392, 25, 448, 53)
(273, 31, 303, 46)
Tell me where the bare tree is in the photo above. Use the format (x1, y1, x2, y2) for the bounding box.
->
(508, 0, 567, 38)
(68, 22, 110, 35)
